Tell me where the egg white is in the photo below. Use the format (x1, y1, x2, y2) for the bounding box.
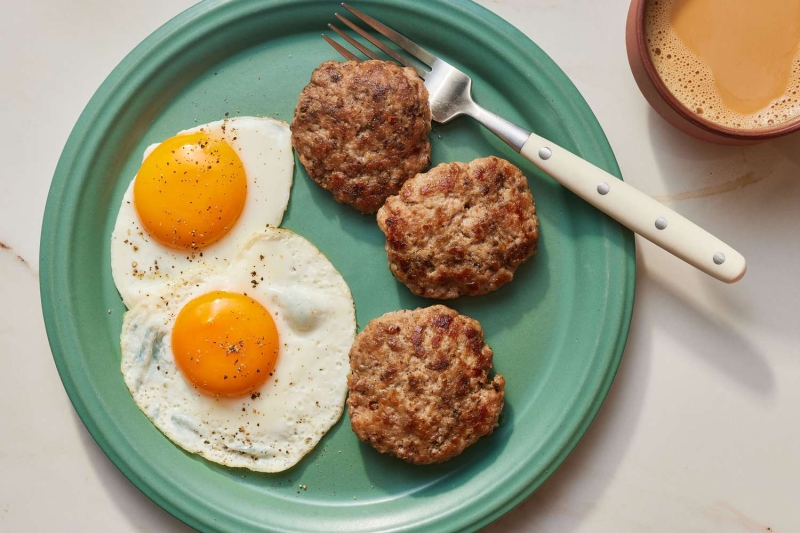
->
(111, 116, 294, 309)
(120, 228, 355, 472)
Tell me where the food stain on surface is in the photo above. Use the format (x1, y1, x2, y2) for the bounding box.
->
(704, 501, 776, 533)
(652, 171, 766, 202)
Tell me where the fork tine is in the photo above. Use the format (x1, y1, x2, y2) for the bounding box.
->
(322, 34, 360, 61)
(328, 24, 381, 60)
(341, 3, 436, 67)
(334, 14, 426, 77)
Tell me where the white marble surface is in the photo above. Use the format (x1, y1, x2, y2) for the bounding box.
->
(1, 0, 797, 531)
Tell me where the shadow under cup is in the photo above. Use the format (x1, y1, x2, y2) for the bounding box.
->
(625, 0, 800, 145)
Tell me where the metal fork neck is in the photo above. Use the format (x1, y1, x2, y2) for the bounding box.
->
(465, 103, 531, 152)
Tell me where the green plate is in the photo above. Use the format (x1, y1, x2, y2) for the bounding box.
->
(40, 0, 635, 531)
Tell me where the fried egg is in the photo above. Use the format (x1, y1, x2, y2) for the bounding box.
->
(120, 228, 355, 472)
(111, 116, 293, 308)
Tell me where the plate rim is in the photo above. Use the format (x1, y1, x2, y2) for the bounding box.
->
(40, 0, 636, 531)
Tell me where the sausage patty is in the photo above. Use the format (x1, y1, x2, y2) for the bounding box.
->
(376, 156, 539, 299)
(347, 305, 505, 464)
(291, 60, 432, 213)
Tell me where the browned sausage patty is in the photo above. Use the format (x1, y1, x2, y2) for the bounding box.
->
(347, 305, 505, 464)
(291, 60, 432, 213)
(376, 156, 539, 299)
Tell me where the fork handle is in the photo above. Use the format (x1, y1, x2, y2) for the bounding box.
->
(519, 133, 746, 283)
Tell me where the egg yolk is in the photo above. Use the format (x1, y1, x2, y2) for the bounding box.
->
(172, 291, 278, 397)
(133, 131, 247, 251)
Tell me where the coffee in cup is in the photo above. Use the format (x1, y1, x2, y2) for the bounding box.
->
(645, 0, 800, 130)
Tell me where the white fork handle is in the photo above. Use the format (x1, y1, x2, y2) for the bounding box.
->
(520, 133, 746, 283)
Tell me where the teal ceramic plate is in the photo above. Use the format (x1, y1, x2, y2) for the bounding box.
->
(40, 1, 635, 531)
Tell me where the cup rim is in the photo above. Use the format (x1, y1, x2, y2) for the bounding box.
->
(633, 0, 800, 141)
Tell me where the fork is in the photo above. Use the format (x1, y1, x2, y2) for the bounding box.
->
(324, 3, 746, 283)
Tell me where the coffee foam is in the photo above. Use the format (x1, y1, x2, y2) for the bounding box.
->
(646, 0, 800, 130)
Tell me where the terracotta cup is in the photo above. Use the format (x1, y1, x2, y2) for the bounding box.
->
(625, 0, 800, 145)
